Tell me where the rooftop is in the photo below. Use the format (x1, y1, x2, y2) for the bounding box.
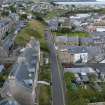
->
(9, 39, 40, 89)
(0, 20, 10, 28)
(68, 46, 87, 54)
(80, 38, 93, 43)
(0, 99, 19, 105)
(90, 32, 105, 36)
(64, 67, 96, 74)
(56, 36, 94, 44)
(56, 36, 79, 43)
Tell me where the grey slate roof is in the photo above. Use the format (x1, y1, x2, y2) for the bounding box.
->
(80, 38, 93, 43)
(9, 39, 39, 89)
(0, 20, 9, 28)
(56, 36, 79, 43)
(68, 46, 87, 54)
(68, 37, 79, 43)
(89, 32, 105, 36)
(0, 99, 19, 105)
(15, 48, 37, 89)
(86, 46, 102, 60)
(56, 36, 94, 44)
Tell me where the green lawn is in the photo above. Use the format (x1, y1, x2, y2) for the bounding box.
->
(39, 86, 51, 105)
(39, 63, 51, 105)
(53, 31, 91, 38)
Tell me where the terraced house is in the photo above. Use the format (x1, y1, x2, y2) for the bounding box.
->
(0, 38, 40, 105)
(0, 19, 14, 40)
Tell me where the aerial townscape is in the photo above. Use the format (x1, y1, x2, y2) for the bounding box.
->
(1, 0, 105, 105)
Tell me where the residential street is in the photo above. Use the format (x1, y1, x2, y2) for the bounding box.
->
(45, 31, 65, 105)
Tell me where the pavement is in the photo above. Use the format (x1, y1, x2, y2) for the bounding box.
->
(45, 31, 65, 105)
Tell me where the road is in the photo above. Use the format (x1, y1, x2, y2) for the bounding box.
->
(45, 31, 65, 105)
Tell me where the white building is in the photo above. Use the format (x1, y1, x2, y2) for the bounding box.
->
(68, 46, 88, 63)
(96, 27, 105, 32)
(58, 46, 88, 64)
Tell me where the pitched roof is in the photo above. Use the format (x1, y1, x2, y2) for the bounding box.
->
(68, 46, 87, 54)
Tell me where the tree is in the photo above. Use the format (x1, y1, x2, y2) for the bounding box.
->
(9, 5, 16, 13)
(59, 28, 71, 33)
(1, 11, 9, 17)
(64, 72, 75, 90)
(20, 14, 27, 20)
(5, 31, 9, 37)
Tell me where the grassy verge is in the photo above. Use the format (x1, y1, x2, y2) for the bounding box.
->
(39, 85, 51, 105)
(38, 56, 51, 105)
(15, 20, 49, 52)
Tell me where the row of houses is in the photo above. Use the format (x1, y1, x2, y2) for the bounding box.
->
(0, 19, 14, 40)
(3, 0, 31, 3)
(0, 38, 40, 105)
(55, 35, 105, 64)
(48, 13, 105, 31)
(58, 46, 104, 64)
(31, 2, 55, 13)
(55, 35, 105, 46)
(49, 13, 105, 33)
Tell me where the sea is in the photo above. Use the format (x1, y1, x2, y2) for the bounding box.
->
(55, 2, 105, 5)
